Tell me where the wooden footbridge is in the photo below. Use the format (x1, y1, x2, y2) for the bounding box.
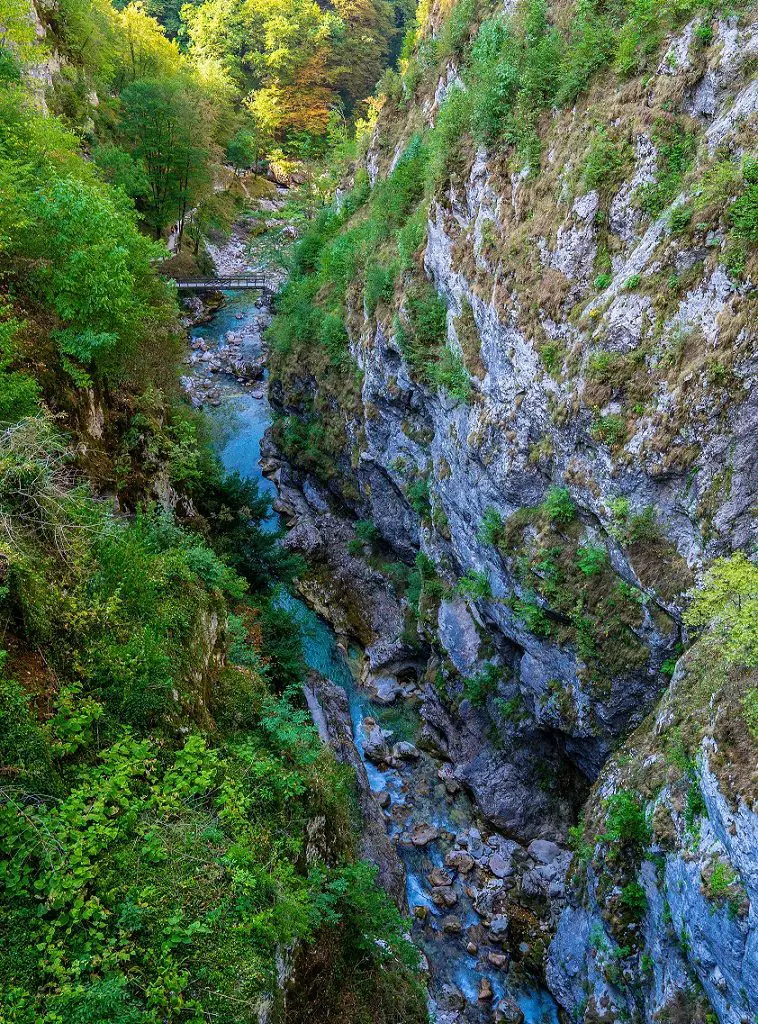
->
(174, 274, 273, 293)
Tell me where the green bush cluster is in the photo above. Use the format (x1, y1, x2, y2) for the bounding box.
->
(458, 568, 492, 600)
(0, 415, 423, 1021)
(601, 790, 651, 849)
(576, 544, 608, 576)
(425, 346, 472, 402)
(421, 0, 733, 177)
(501, 499, 652, 685)
(541, 486, 577, 525)
(582, 127, 631, 193)
(478, 506, 505, 546)
(511, 594, 552, 637)
(620, 880, 648, 920)
(463, 663, 502, 706)
(592, 413, 628, 448)
(0, 81, 179, 394)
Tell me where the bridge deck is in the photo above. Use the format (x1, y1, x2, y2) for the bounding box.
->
(174, 276, 272, 292)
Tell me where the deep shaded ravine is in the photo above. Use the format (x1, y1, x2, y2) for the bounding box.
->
(184, 285, 559, 1024)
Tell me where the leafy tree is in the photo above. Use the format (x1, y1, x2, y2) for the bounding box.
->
(684, 553, 758, 668)
(225, 125, 262, 173)
(22, 174, 167, 365)
(118, 75, 214, 239)
(112, 0, 181, 88)
(330, 0, 397, 110)
(193, 470, 304, 593)
(92, 141, 150, 198)
(181, 0, 405, 151)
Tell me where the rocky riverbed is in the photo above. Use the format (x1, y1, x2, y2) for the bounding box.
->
(182, 300, 269, 408)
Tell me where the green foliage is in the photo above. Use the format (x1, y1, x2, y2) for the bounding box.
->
(349, 519, 380, 557)
(684, 553, 758, 669)
(436, 0, 478, 59)
(355, 519, 380, 545)
(192, 469, 303, 593)
(397, 282, 448, 371)
(405, 550, 442, 616)
(661, 657, 678, 678)
(592, 413, 627, 447)
(463, 663, 502, 707)
(541, 486, 577, 525)
(704, 859, 743, 913)
(0, 708, 415, 1022)
(478, 506, 504, 546)
(373, 134, 429, 234)
(365, 261, 397, 314)
(582, 127, 630, 192)
(0, 664, 58, 795)
(0, 80, 182, 388)
(669, 204, 693, 233)
(586, 351, 620, 380)
(226, 127, 261, 172)
(458, 568, 492, 601)
(743, 688, 758, 740)
(594, 272, 613, 289)
(620, 880, 647, 919)
(729, 157, 758, 243)
(627, 505, 659, 544)
(24, 175, 169, 368)
(493, 695, 523, 722)
(426, 83, 472, 185)
(319, 310, 350, 364)
(576, 543, 608, 576)
(397, 206, 427, 269)
(181, 0, 400, 152)
(426, 347, 472, 402)
(568, 816, 593, 868)
(601, 791, 650, 849)
(685, 775, 707, 834)
(0, 10, 427, 1019)
(92, 141, 151, 198)
(539, 340, 564, 374)
(405, 476, 431, 521)
(0, 310, 40, 422)
(422, 0, 725, 174)
(0, 413, 421, 1020)
(606, 497, 630, 524)
(511, 594, 551, 637)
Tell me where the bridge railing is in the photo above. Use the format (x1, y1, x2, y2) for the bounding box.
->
(174, 275, 272, 291)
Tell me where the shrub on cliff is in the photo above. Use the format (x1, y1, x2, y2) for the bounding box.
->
(684, 553, 758, 669)
(601, 791, 651, 849)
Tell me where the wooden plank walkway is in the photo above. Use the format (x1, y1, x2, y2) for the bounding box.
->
(174, 275, 272, 292)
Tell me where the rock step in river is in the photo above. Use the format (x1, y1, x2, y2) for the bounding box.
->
(182, 278, 560, 1024)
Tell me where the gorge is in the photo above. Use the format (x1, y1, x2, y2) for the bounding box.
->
(0, 0, 756, 1022)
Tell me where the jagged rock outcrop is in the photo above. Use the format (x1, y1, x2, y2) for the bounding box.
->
(548, 649, 757, 1023)
(304, 673, 407, 906)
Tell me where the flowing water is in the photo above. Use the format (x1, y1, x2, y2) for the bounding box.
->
(186, 289, 559, 1024)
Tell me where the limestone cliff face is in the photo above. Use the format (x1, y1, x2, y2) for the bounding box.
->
(547, 649, 757, 1024)
(268, 2, 757, 1019)
(354, 10, 756, 771)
